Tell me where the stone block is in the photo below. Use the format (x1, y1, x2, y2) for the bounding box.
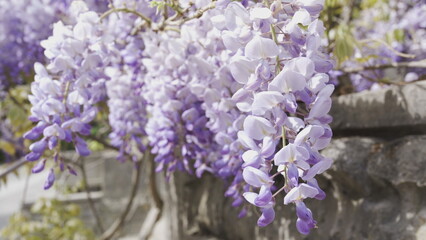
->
(330, 81, 426, 136)
(367, 135, 426, 186)
(158, 136, 426, 240)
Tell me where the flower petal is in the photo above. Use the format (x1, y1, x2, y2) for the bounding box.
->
(245, 36, 279, 59)
(243, 166, 272, 188)
(284, 183, 319, 204)
(243, 116, 276, 140)
(252, 91, 285, 115)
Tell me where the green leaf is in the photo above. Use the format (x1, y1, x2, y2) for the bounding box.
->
(297, 23, 309, 31)
(0, 140, 16, 155)
(361, 0, 379, 9)
(7, 106, 26, 123)
(393, 29, 405, 42)
(3, 198, 95, 240)
(333, 24, 357, 65)
(87, 140, 104, 151)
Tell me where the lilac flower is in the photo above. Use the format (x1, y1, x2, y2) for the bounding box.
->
(0, 0, 108, 96)
(32, 159, 46, 173)
(243, 166, 273, 188)
(142, 23, 219, 176)
(245, 36, 279, 59)
(25, 2, 110, 188)
(257, 207, 276, 227)
(18, 0, 336, 234)
(284, 183, 319, 205)
(251, 92, 285, 115)
(43, 168, 55, 190)
(274, 143, 310, 170)
(213, 0, 334, 233)
(243, 116, 276, 141)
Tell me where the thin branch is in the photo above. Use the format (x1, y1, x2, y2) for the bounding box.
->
(79, 160, 105, 233)
(340, 60, 426, 74)
(138, 151, 163, 240)
(271, 168, 285, 179)
(168, 1, 216, 25)
(0, 158, 27, 180)
(270, 24, 281, 73)
(359, 38, 416, 59)
(163, 26, 180, 33)
(20, 169, 31, 208)
(100, 8, 152, 27)
(106, 0, 121, 21)
(148, 151, 163, 210)
(356, 74, 426, 87)
(100, 155, 144, 240)
(182, 1, 215, 22)
(272, 185, 286, 198)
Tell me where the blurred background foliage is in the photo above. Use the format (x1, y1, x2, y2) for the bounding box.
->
(1, 198, 95, 240)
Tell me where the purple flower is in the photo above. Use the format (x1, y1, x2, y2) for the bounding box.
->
(245, 36, 279, 59)
(75, 136, 91, 156)
(243, 116, 276, 141)
(284, 183, 319, 205)
(43, 168, 55, 190)
(274, 143, 310, 169)
(242, 166, 273, 188)
(25, 152, 42, 162)
(257, 207, 275, 227)
(29, 140, 47, 154)
(269, 69, 306, 93)
(251, 91, 285, 115)
(32, 159, 46, 174)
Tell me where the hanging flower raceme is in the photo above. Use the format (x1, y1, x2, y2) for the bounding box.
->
(103, 0, 159, 161)
(164, 7, 251, 215)
(0, 0, 108, 97)
(211, 0, 334, 234)
(24, 2, 110, 189)
(142, 28, 220, 176)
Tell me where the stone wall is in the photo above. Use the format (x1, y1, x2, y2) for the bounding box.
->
(153, 81, 426, 240)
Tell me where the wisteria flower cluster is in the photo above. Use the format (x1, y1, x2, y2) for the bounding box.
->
(25, 2, 110, 188)
(0, 0, 108, 97)
(0, 0, 109, 163)
(218, 1, 334, 232)
(19, 0, 335, 234)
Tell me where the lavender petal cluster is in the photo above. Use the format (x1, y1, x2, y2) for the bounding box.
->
(166, 7, 250, 215)
(0, 0, 108, 97)
(103, 0, 159, 161)
(24, 4, 109, 189)
(21, 0, 337, 235)
(142, 27, 219, 176)
(211, 0, 333, 233)
(0, 0, 58, 97)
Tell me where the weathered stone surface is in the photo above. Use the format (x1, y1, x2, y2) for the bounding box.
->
(156, 136, 426, 240)
(367, 136, 426, 186)
(330, 81, 426, 135)
(323, 137, 382, 198)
